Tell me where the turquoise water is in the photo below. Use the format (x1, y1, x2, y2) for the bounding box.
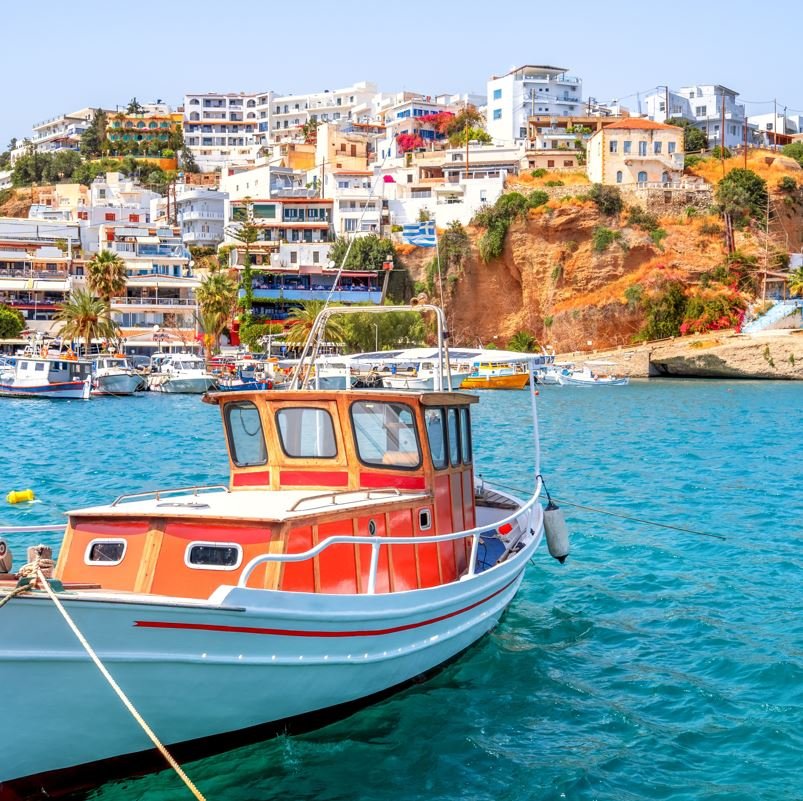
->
(1, 381, 801, 801)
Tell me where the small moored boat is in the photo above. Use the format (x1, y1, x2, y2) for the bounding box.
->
(91, 356, 142, 396)
(0, 355, 91, 400)
(147, 353, 217, 394)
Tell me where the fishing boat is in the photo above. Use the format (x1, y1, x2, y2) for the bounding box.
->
(460, 360, 530, 390)
(380, 360, 472, 391)
(0, 354, 91, 400)
(557, 361, 629, 386)
(0, 305, 566, 798)
(91, 356, 143, 396)
(147, 353, 217, 394)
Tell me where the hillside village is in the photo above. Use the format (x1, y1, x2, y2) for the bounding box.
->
(1, 65, 802, 356)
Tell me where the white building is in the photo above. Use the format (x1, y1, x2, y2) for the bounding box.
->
(644, 85, 756, 150)
(151, 186, 227, 247)
(748, 112, 803, 140)
(9, 107, 111, 164)
(486, 65, 583, 145)
(183, 92, 268, 172)
(219, 161, 311, 202)
(256, 81, 378, 144)
(326, 170, 382, 238)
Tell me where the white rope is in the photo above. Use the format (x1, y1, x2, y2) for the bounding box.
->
(36, 570, 208, 801)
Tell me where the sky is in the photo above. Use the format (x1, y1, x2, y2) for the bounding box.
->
(3, 0, 803, 150)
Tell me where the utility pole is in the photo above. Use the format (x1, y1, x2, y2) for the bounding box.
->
(664, 85, 669, 122)
(720, 90, 726, 175)
(744, 118, 748, 169)
(464, 117, 469, 184)
(773, 98, 777, 151)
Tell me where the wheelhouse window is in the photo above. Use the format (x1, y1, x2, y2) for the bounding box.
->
(186, 542, 242, 570)
(277, 407, 337, 458)
(447, 408, 461, 467)
(85, 539, 126, 565)
(351, 401, 421, 469)
(460, 406, 472, 464)
(224, 401, 267, 467)
(425, 408, 447, 469)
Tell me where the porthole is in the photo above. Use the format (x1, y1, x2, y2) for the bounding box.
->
(368, 519, 377, 536)
(85, 539, 127, 565)
(418, 509, 432, 531)
(185, 541, 243, 571)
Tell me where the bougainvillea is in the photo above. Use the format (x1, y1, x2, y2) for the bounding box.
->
(396, 133, 425, 153)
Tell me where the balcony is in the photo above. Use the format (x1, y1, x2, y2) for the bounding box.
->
(111, 296, 196, 308)
(178, 210, 225, 222)
(250, 287, 381, 303)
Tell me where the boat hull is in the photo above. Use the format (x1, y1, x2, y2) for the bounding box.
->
(460, 373, 529, 390)
(0, 527, 538, 793)
(0, 380, 90, 400)
(558, 375, 629, 386)
(92, 373, 142, 396)
(149, 376, 217, 394)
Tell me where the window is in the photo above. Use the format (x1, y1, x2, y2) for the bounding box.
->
(638, 141, 647, 156)
(492, 109, 502, 120)
(638, 171, 648, 183)
(351, 401, 421, 469)
(186, 543, 242, 570)
(616, 170, 623, 184)
(344, 218, 357, 232)
(105, 212, 116, 221)
(654, 141, 662, 154)
(609, 140, 618, 153)
(276, 407, 336, 458)
(695, 106, 707, 117)
(312, 251, 320, 264)
(447, 408, 461, 467)
(425, 408, 447, 469)
(224, 400, 267, 466)
(35, 362, 45, 372)
(86, 540, 126, 565)
(493, 88, 502, 100)
(460, 407, 472, 464)
(668, 142, 676, 154)
(623, 141, 631, 154)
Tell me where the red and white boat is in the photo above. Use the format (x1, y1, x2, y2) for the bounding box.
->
(0, 306, 562, 799)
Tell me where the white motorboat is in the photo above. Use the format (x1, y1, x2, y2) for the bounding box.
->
(147, 353, 217, 394)
(91, 356, 143, 396)
(0, 304, 566, 797)
(557, 361, 629, 386)
(0, 354, 91, 400)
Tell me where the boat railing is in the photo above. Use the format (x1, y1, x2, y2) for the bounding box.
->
(110, 485, 230, 506)
(288, 487, 404, 512)
(238, 480, 541, 594)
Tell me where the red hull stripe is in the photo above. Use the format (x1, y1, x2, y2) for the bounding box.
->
(133, 576, 519, 638)
(280, 470, 349, 487)
(233, 470, 271, 486)
(359, 472, 426, 490)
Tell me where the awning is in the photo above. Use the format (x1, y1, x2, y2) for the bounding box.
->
(136, 236, 160, 244)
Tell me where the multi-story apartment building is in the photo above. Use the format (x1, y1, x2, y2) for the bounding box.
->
(183, 92, 268, 172)
(0, 219, 83, 333)
(255, 81, 378, 144)
(326, 170, 382, 238)
(9, 108, 112, 164)
(586, 119, 685, 185)
(150, 186, 227, 247)
(106, 104, 182, 164)
(644, 85, 756, 150)
(487, 65, 583, 144)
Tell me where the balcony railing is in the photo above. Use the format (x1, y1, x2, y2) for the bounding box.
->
(179, 210, 225, 221)
(111, 297, 196, 307)
(250, 287, 381, 303)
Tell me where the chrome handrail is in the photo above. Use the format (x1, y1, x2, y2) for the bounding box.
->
(237, 480, 541, 594)
(111, 484, 230, 506)
(288, 487, 404, 512)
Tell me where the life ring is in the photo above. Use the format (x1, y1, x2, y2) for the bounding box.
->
(41, 346, 48, 357)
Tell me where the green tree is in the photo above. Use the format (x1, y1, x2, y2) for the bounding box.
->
(238, 319, 284, 352)
(716, 168, 768, 225)
(329, 234, 395, 272)
(667, 118, 708, 152)
(86, 249, 128, 319)
(126, 97, 144, 115)
(442, 105, 485, 139)
(195, 270, 239, 356)
(285, 300, 346, 347)
(508, 330, 537, 352)
(341, 308, 426, 352)
(55, 290, 120, 355)
(588, 184, 623, 216)
(788, 268, 803, 297)
(227, 207, 260, 327)
(781, 142, 803, 167)
(639, 281, 688, 340)
(80, 109, 108, 158)
(0, 304, 25, 339)
(449, 126, 492, 147)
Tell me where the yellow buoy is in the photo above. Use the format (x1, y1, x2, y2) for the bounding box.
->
(6, 489, 35, 504)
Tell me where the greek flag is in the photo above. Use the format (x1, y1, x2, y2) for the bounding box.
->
(402, 221, 437, 247)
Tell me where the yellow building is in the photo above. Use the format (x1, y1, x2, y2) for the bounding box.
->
(106, 110, 182, 168)
(587, 119, 684, 185)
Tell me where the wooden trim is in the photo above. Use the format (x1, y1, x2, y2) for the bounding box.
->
(133, 520, 166, 593)
(53, 522, 74, 580)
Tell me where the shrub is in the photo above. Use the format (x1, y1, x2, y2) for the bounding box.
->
(627, 206, 660, 231)
(684, 206, 698, 218)
(778, 176, 798, 194)
(543, 315, 553, 328)
(711, 146, 731, 160)
(592, 226, 623, 253)
(588, 184, 623, 216)
(531, 168, 547, 178)
(478, 226, 505, 262)
(781, 142, 803, 166)
(639, 281, 688, 340)
(716, 168, 768, 225)
(684, 154, 704, 169)
(551, 265, 563, 282)
(650, 228, 668, 249)
(699, 221, 723, 236)
(545, 180, 564, 187)
(527, 190, 549, 208)
(0, 304, 25, 339)
(624, 284, 643, 309)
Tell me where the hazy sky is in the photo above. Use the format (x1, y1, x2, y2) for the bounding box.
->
(3, 0, 803, 149)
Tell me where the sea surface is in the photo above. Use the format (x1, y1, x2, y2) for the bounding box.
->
(1, 380, 801, 801)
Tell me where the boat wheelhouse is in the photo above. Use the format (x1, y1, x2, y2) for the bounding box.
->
(0, 355, 91, 399)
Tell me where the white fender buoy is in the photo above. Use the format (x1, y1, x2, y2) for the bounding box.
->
(544, 500, 570, 563)
(0, 537, 12, 574)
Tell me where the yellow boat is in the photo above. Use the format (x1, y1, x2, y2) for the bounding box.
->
(460, 361, 530, 390)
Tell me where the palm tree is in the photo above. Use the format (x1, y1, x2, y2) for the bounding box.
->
(196, 271, 238, 355)
(507, 331, 538, 352)
(788, 268, 803, 297)
(285, 301, 346, 347)
(55, 290, 120, 356)
(86, 249, 127, 320)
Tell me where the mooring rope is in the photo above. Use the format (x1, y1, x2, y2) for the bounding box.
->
(35, 570, 208, 801)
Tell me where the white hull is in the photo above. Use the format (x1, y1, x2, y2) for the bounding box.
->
(0, 510, 541, 786)
(0, 379, 91, 400)
(558, 375, 629, 386)
(92, 372, 142, 396)
(149, 375, 217, 394)
(382, 372, 470, 391)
